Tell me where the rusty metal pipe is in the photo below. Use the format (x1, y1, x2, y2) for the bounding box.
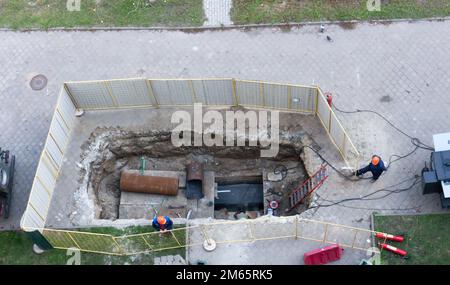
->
(120, 170, 179, 196)
(187, 162, 204, 181)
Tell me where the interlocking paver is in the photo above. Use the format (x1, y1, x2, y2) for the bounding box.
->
(203, 0, 233, 26)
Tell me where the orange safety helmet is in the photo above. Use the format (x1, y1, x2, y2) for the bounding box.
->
(371, 156, 380, 166)
(157, 216, 167, 225)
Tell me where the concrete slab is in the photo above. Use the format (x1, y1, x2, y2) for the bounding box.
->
(119, 170, 215, 220)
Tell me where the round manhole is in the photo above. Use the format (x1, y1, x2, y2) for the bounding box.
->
(30, 74, 48, 91)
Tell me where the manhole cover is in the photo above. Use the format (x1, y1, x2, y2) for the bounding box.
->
(30, 74, 48, 91)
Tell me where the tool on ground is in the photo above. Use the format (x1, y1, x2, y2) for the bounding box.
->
(378, 243, 407, 257)
(375, 232, 404, 242)
(264, 188, 282, 197)
(288, 165, 328, 211)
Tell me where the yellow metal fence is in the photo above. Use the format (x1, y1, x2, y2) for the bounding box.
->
(21, 78, 361, 257)
(25, 217, 374, 256)
(63, 78, 359, 169)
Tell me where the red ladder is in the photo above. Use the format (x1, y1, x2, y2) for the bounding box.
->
(288, 165, 328, 211)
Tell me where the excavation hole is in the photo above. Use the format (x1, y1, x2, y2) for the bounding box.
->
(80, 129, 312, 221)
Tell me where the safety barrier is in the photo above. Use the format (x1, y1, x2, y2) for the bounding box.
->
(63, 78, 318, 113)
(316, 88, 360, 170)
(20, 87, 76, 230)
(22, 216, 373, 256)
(20, 77, 361, 256)
(62, 77, 357, 167)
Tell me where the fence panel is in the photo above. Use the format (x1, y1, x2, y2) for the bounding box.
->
(290, 85, 317, 113)
(191, 79, 234, 106)
(316, 90, 331, 132)
(235, 80, 264, 107)
(316, 89, 360, 169)
(252, 217, 296, 240)
(150, 80, 194, 106)
(21, 87, 76, 231)
(262, 83, 289, 110)
(203, 221, 253, 244)
(21, 78, 361, 241)
(66, 81, 116, 109)
(109, 79, 156, 107)
(33, 217, 376, 257)
(70, 232, 121, 254)
(42, 230, 79, 249)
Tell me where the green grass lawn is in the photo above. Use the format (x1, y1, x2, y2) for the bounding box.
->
(0, 0, 205, 29)
(0, 225, 186, 265)
(374, 213, 450, 265)
(231, 0, 450, 24)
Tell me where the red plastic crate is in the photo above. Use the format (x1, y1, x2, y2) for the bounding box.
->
(303, 244, 344, 265)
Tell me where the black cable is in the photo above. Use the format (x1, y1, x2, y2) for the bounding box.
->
(310, 176, 421, 209)
(333, 104, 434, 151)
(272, 163, 302, 181)
(297, 102, 433, 210)
(385, 144, 420, 170)
(302, 145, 359, 181)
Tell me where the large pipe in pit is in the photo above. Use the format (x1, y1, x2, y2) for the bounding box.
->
(120, 170, 179, 196)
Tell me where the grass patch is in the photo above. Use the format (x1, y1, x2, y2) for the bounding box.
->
(231, 0, 450, 24)
(0, 0, 204, 29)
(0, 225, 186, 265)
(374, 213, 450, 265)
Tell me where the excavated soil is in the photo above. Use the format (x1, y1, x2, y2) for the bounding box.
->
(79, 128, 318, 220)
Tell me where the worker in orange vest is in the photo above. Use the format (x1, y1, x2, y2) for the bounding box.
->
(355, 155, 386, 181)
(152, 215, 173, 232)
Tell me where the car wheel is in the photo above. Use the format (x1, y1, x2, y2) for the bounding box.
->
(0, 168, 8, 188)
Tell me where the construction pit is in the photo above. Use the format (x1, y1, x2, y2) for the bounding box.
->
(45, 106, 326, 229)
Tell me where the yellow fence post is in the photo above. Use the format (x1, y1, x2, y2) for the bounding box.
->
(232, 78, 238, 106)
(351, 230, 358, 249)
(260, 81, 265, 107)
(189, 80, 198, 104)
(146, 79, 160, 108)
(64, 84, 79, 108)
(171, 230, 183, 247)
(342, 133, 347, 161)
(67, 232, 82, 250)
(315, 87, 319, 115)
(288, 85, 292, 110)
(323, 224, 329, 243)
(249, 223, 255, 241)
(104, 81, 119, 108)
(112, 236, 125, 255)
(328, 108, 332, 132)
(201, 225, 212, 246)
(141, 235, 154, 252)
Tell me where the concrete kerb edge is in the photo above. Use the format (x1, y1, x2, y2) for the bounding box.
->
(372, 211, 450, 217)
(0, 16, 449, 32)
